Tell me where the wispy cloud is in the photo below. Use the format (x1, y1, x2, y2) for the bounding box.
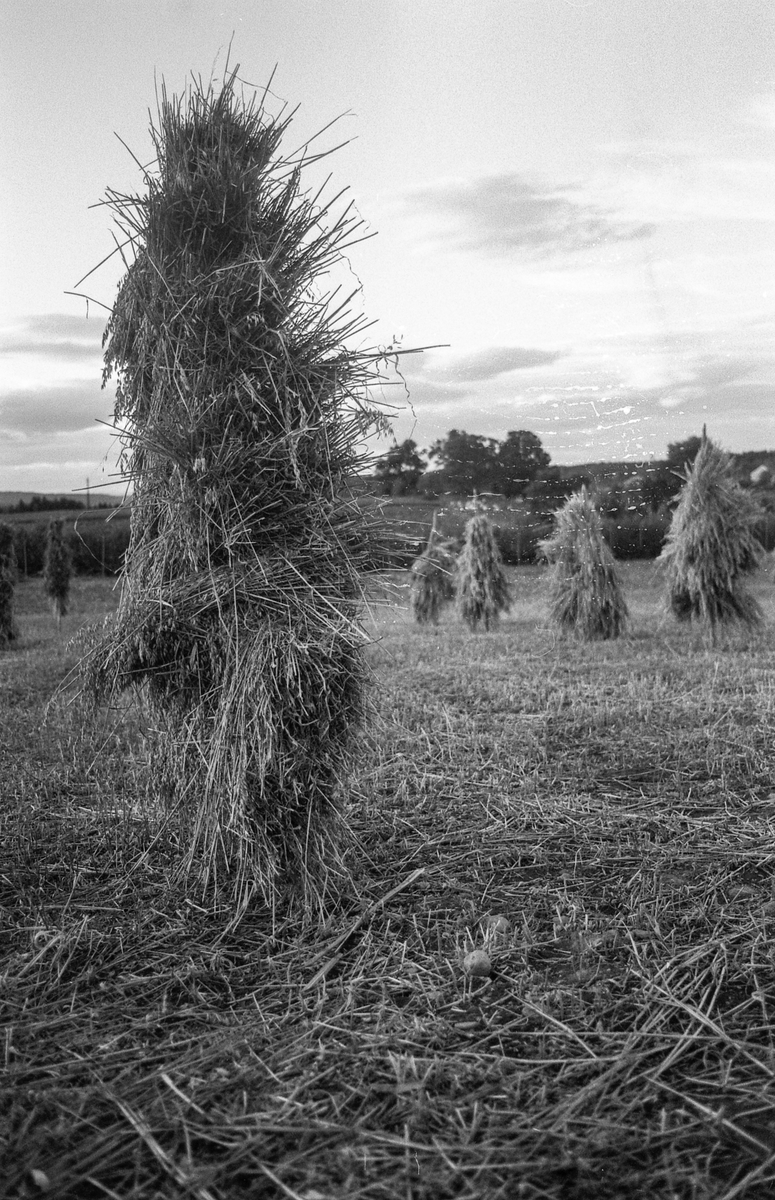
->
(0, 381, 112, 436)
(401, 173, 655, 258)
(431, 345, 563, 381)
(744, 90, 775, 130)
(593, 140, 775, 224)
(0, 312, 105, 362)
(388, 324, 775, 463)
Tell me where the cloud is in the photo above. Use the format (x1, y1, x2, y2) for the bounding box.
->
(593, 140, 775, 224)
(400, 377, 469, 410)
(387, 323, 775, 464)
(0, 382, 113, 436)
(402, 173, 655, 258)
(0, 312, 106, 361)
(744, 91, 775, 130)
(433, 345, 563, 381)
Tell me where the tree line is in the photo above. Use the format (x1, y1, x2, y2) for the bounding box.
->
(374, 431, 720, 514)
(0, 495, 118, 515)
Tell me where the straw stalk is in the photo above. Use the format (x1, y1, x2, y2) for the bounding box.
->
(660, 430, 763, 639)
(455, 509, 510, 631)
(0, 522, 19, 648)
(410, 516, 456, 624)
(82, 71, 396, 914)
(540, 486, 628, 640)
(43, 517, 72, 629)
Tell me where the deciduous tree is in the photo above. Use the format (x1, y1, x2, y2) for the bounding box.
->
(497, 430, 551, 498)
(373, 438, 427, 495)
(428, 430, 500, 494)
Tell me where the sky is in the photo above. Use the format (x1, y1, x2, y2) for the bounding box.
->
(1, 0, 774, 493)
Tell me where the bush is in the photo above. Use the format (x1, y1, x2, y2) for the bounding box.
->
(602, 512, 668, 560)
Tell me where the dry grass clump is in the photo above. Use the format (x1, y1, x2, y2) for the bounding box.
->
(455, 511, 510, 631)
(43, 517, 72, 628)
(0, 521, 19, 647)
(81, 71, 396, 913)
(540, 486, 628, 640)
(660, 430, 764, 637)
(410, 523, 456, 624)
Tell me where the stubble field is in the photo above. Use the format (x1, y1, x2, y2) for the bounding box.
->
(3, 561, 775, 1198)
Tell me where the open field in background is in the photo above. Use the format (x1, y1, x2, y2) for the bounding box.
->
(4, 564, 775, 1196)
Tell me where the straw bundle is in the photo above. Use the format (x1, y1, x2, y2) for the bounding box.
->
(43, 517, 72, 627)
(410, 520, 456, 624)
(660, 430, 763, 635)
(82, 73, 393, 912)
(539, 486, 628, 640)
(455, 512, 510, 631)
(0, 522, 19, 648)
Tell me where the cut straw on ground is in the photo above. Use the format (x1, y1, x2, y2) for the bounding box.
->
(5, 565, 775, 1196)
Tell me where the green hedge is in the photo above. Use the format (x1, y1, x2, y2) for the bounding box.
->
(12, 520, 130, 577)
(13, 505, 775, 576)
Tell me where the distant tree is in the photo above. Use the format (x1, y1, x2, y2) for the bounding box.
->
(639, 464, 683, 512)
(455, 510, 510, 630)
(429, 430, 500, 494)
(373, 438, 427, 496)
(43, 518, 72, 629)
(660, 430, 764, 639)
(0, 522, 19, 648)
(540, 487, 628, 641)
(596, 484, 626, 518)
(415, 469, 446, 498)
(666, 436, 703, 473)
(497, 430, 551, 498)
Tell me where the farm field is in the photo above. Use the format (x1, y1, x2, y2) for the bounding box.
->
(3, 562, 775, 1196)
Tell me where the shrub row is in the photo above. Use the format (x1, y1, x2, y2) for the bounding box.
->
(11, 520, 130, 577)
(12, 507, 775, 576)
(368, 505, 775, 569)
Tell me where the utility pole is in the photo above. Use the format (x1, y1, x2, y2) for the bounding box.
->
(85, 477, 91, 510)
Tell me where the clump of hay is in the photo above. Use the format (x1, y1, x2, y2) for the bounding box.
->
(539, 486, 628, 640)
(410, 520, 455, 624)
(0, 523, 18, 580)
(455, 511, 510, 631)
(81, 72, 398, 914)
(43, 517, 72, 628)
(660, 429, 763, 637)
(0, 522, 19, 648)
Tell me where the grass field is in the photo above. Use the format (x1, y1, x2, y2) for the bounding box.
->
(3, 562, 775, 1197)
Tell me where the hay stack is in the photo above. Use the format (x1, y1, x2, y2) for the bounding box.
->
(43, 518, 72, 628)
(660, 430, 763, 636)
(83, 73, 392, 912)
(0, 523, 18, 648)
(455, 511, 510, 631)
(410, 518, 455, 624)
(539, 486, 628, 640)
